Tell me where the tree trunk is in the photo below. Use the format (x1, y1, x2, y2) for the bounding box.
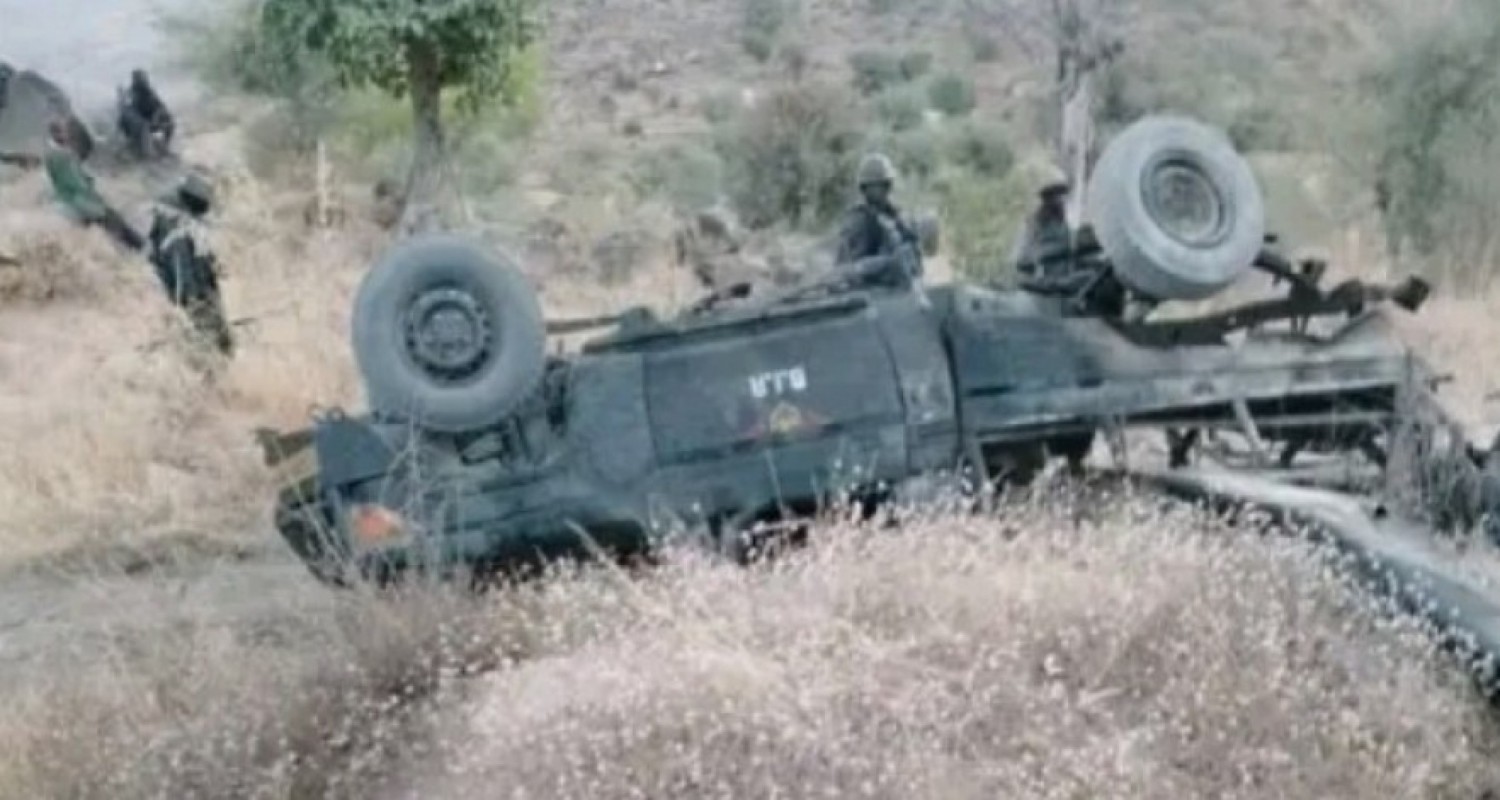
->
(1050, 0, 1114, 230)
(400, 39, 450, 234)
(1060, 66, 1093, 228)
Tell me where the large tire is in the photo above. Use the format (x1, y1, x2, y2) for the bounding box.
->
(1087, 115, 1265, 301)
(352, 234, 546, 434)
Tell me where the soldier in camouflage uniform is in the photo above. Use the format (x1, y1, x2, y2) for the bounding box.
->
(1010, 179, 1073, 279)
(835, 153, 923, 288)
(146, 173, 234, 357)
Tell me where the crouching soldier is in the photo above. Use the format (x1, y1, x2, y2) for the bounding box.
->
(118, 69, 175, 159)
(147, 174, 234, 358)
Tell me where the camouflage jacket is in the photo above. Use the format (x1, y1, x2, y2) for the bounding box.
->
(836, 201, 917, 263)
(147, 207, 219, 304)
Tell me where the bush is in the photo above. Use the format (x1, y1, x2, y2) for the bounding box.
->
(1365, 0, 1500, 277)
(848, 50, 905, 95)
(630, 144, 725, 213)
(899, 51, 933, 81)
(742, 0, 792, 63)
(968, 31, 1001, 63)
(869, 128, 941, 185)
(927, 72, 977, 116)
(875, 86, 927, 132)
(945, 120, 1014, 178)
(699, 91, 740, 124)
(717, 82, 867, 230)
(936, 168, 1035, 283)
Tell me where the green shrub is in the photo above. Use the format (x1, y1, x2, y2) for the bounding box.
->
(946, 121, 1014, 178)
(717, 82, 867, 229)
(968, 31, 1001, 63)
(899, 51, 934, 81)
(630, 144, 725, 212)
(848, 50, 906, 95)
(869, 128, 941, 184)
(742, 0, 792, 62)
(1364, 0, 1500, 275)
(927, 72, 977, 116)
(875, 87, 927, 132)
(699, 91, 741, 124)
(936, 169, 1035, 284)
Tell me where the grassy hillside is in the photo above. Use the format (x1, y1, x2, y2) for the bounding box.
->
(0, 0, 1497, 796)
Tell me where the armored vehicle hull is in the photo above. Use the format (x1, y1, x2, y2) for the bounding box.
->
(266, 116, 1494, 587)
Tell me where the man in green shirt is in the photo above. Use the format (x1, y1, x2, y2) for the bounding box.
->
(42, 119, 143, 251)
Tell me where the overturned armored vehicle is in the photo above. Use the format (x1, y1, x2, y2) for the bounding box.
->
(267, 115, 1497, 587)
(0, 62, 93, 163)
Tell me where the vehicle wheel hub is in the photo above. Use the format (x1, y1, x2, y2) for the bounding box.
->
(404, 287, 492, 380)
(1143, 157, 1228, 248)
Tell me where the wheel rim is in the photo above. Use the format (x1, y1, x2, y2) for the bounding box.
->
(403, 286, 493, 382)
(1142, 155, 1230, 249)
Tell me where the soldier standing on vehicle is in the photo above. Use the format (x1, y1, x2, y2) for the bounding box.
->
(835, 153, 923, 287)
(1010, 179, 1073, 279)
(146, 173, 234, 358)
(42, 119, 145, 251)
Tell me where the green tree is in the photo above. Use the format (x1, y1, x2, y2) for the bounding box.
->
(265, 0, 541, 226)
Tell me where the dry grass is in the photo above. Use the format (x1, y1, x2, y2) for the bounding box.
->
(0, 147, 716, 566)
(1, 3, 1498, 797)
(2, 490, 1497, 799)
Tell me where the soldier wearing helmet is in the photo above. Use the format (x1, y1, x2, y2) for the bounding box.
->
(1010, 172, 1074, 279)
(147, 172, 233, 357)
(836, 152, 922, 286)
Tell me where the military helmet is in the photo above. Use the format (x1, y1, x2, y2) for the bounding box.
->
(161, 172, 214, 216)
(857, 153, 897, 188)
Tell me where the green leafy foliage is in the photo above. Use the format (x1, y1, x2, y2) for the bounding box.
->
(716, 82, 866, 230)
(1365, 1, 1500, 272)
(899, 51, 933, 82)
(935, 168, 1035, 284)
(968, 30, 1000, 63)
(848, 49, 932, 96)
(741, 0, 793, 62)
(927, 72, 976, 116)
(265, 0, 542, 115)
(945, 120, 1014, 178)
(630, 144, 726, 213)
(848, 51, 905, 95)
(875, 86, 927, 132)
(866, 127, 941, 185)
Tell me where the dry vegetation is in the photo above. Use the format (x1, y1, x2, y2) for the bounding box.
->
(5, 490, 1500, 799)
(0, 0, 1499, 796)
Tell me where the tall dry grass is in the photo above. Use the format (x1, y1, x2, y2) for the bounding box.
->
(1, 489, 1497, 799)
(0, 161, 720, 567)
